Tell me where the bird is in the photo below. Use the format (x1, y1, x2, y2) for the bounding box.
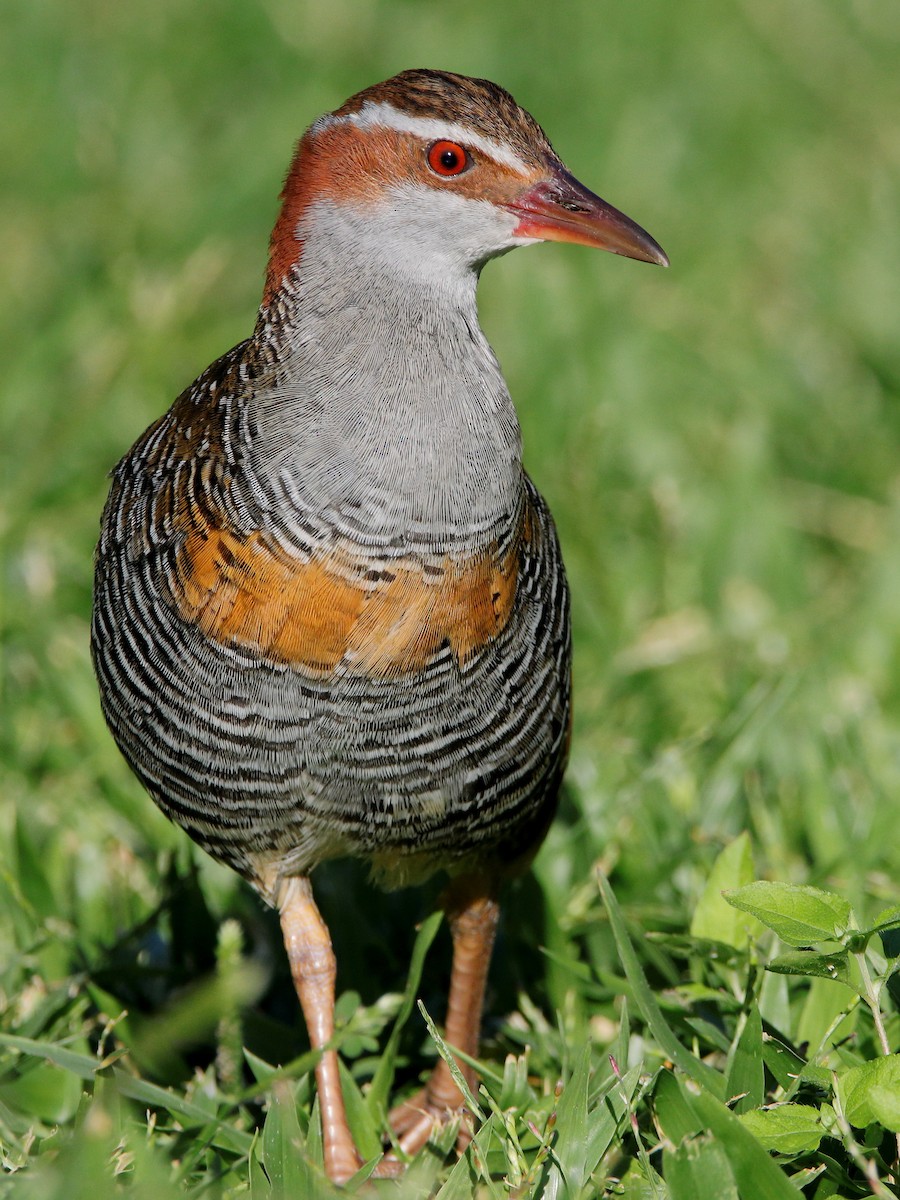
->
(91, 69, 667, 1184)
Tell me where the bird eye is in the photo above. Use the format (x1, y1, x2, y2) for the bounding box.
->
(427, 140, 470, 177)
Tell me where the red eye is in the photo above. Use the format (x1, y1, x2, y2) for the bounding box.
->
(427, 140, 470, 177)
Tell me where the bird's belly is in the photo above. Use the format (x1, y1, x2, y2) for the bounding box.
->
(92, 551, 570, 891)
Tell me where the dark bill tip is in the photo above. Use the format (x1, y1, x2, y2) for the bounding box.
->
(506, 165, 668, 267)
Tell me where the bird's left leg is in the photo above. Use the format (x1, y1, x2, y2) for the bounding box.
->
(388, 873, 500, 1159)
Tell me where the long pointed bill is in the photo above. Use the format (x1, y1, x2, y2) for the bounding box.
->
(506, 164, 668, 267)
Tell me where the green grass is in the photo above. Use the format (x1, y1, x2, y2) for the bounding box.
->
(4, 0, 900, 1194)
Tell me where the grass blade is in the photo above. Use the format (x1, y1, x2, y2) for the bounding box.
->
(681, 1079, 804, 1199)
(597, 874, 724, 1097)
(666, 1135, 740, 1200)
(366, 908, 443, 1118)
(725, 1004, 764, 1113)
(417, 1001, 485, 1121)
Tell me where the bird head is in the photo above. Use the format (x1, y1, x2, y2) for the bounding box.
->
(264, 69, 667, 303)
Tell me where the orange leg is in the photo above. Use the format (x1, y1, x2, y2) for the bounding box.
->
(278, 875, 364, 1185)
(389, 875, 500, 1158)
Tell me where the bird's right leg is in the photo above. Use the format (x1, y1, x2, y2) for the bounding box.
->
(278, 875, 364, 1185)
(388, 873, 500, 1159)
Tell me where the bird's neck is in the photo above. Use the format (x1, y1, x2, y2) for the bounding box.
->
(248, 201, 524, 554)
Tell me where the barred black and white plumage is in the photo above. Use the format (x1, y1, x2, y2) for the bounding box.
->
(92, 267, 571, 901)
(92, 368, 571, 896)
(90, 69, 665, 1181)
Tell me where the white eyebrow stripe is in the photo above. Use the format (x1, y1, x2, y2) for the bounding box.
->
(313, 101, 532, 175)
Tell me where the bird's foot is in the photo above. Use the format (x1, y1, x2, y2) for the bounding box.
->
(368, 1156, 406, 1180)
(325, 1148, 405, 1186)
(386, 1085, 474, 1160)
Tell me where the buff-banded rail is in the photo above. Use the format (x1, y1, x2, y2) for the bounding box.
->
(92, 69, 667, 1184)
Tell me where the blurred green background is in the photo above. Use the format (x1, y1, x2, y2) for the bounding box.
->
(3, 0, 900, 1193)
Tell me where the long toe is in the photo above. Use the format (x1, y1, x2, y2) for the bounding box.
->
(388, 1087, 473, 1159)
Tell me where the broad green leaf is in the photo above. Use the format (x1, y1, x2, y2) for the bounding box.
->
(724, 882, 852, 946)
(691, 833, 757, 949)
(766, 950, 853, 988)
(840, 1057, 900, 1128)
(598, 872, 724, 1097)
(738, 1106, 823, 1155)
(678, 1078, 804, 1199)
(868, 1084, 900, 1133)
(666, 1134, 739, 1200)
(725, 1005, 764, 1113)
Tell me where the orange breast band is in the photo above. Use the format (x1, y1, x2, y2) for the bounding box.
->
(170, 510, 531, 677)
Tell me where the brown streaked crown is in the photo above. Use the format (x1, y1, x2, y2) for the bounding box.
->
(333, 69, 558, 169)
